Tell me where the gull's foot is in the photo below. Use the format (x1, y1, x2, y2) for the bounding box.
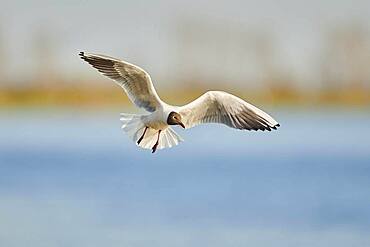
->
(151, 143, 158, 153)
(151, 130, 162, 153)
(137, 136, 144, 145)
(137, 127, 148, 145)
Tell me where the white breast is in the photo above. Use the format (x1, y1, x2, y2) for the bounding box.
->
(142, 106, 170, 130)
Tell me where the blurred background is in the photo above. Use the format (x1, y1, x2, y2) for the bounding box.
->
(1, 0, 370, 246)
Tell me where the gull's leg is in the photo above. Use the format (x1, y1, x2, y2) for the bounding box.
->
(151, 130, 162, 153)
(137, 126, 148, 145)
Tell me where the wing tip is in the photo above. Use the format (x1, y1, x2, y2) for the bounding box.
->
(271, 123, 280, 130)
(79, 51, 88, 61)
(247, 122, 280, 131)
(249, 122, 279, 131)
(79, 51, 98, 64)
(79, 51, 93, 60)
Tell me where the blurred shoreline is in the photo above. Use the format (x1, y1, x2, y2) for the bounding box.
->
(1, 79, 369, 109)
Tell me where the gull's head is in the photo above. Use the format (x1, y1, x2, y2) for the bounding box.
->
(167, 112, 185, 129)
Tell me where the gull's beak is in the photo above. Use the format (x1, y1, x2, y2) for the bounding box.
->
(179, 122, 185, 129)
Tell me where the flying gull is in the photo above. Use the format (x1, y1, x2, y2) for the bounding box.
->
(79, 52, 280, 153)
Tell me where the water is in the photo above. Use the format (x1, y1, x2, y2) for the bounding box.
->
(0, 109, 370, 247)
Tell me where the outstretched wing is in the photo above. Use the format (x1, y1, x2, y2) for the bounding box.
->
(179, 91, 280, 131)
(79, 52, 162, 112)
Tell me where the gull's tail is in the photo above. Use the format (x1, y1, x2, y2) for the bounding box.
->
(119, 113, 183, 151)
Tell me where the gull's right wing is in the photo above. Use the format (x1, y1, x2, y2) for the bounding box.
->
(179, 91, 280, 131)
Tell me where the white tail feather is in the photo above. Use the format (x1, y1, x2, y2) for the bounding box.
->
(120, 113, 183, 150)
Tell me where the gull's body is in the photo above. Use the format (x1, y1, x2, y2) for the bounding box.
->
(79, 52, 280, 153)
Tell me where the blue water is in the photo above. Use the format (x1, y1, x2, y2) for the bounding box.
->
(0, 109, 370, 247)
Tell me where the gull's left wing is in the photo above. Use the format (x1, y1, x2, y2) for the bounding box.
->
(79, 52, 163, 112)
(179, 91, 280, 131)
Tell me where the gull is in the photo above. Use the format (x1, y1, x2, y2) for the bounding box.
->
(79, 52, 280, 153)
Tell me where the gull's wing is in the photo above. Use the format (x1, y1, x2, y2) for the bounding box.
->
(79, 52, 162, 112)
(179, 91, 280, 131)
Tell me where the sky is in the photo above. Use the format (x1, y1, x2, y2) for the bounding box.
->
(1, 0, 370, 88)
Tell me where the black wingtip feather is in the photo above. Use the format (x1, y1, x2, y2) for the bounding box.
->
(266, 123, 280, 131)
(79, 52, 86, 60)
